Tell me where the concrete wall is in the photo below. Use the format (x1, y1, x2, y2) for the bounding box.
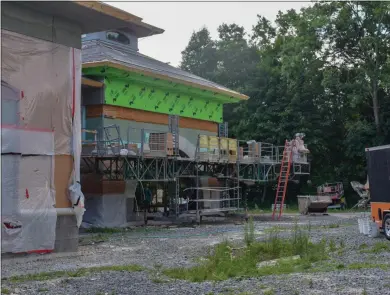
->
(1, 2, 82, 49)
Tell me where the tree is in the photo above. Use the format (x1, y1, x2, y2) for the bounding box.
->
(179, 2, 390, 206)
(319, 1, 390, 134)
(180, 27, 218, 79)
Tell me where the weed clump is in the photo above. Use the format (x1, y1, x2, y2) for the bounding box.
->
(3, 264, 144, 283)
(244, 217, 255, 246)
(163, 220, 329, 282)
(361, 241, 390, 254)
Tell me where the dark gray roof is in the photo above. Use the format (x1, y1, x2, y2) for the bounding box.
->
(81, 40, 246, 99)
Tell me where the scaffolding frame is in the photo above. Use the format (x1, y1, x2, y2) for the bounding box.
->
(81, 124, 310, 219)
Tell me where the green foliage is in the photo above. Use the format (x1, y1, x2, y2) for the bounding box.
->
(3, 264, 144, 283)
(180, 1, 390, 205)
(163, 225, 328, 282)
(360, 241, 390, 254)
(244, 217, 255, 246)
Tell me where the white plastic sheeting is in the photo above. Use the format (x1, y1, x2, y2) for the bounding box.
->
(2, 30, 74, 155)
(1, 29, 84, 253)
(82, 195, 127, 228)
(1, 155, 57, 253)
(1, 127, 55, 155)
(69, 183, 85, 227)
(70, 47, 85, 227)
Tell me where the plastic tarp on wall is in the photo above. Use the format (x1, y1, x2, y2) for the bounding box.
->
(82, 180, 138, 228)
(82, 195, 127, 228)
(2, 156, 57, 253)
(1, 29, 83, 253)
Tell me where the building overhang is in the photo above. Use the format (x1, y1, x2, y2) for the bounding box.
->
(82, 77, 104, 88)
(16, 1, 164, 38)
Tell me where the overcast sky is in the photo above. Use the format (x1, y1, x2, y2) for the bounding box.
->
(107, 1, 311, 66)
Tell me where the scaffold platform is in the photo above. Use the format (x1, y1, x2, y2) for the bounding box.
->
(81, 123, 310, 220)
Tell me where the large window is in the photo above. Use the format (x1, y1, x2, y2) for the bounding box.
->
(106, 31, 130, 45)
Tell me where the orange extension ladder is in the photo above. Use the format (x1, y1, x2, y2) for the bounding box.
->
(272, 139, 294, 220)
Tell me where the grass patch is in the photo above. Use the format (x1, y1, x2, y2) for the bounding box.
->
(327, 223, 340, 229)
(263, 223, 341, 235)
(244, 216, 255, 246)
(85, 227, 124, 234)
(1, 288, 10, 294)
(38, 288, 49, 292)
(359, 243, 368, 250)
(85, 226, 171, 234)
(247, 205, 299, 215)
(206, 291, 254, 295)
(79, 233, 109, 246)
(360, 241, 390, 254)
(163, 220, 329, 282)
(149, 263, 170, 284)
(262, 226, 289, 234)
(3, 264, 144, 283)
(347, 262, 389, 270)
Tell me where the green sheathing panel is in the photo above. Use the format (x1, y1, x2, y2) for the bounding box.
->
(82, 66, 241, 123)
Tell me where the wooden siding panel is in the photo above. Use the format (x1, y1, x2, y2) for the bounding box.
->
(86, 105, 218, 133)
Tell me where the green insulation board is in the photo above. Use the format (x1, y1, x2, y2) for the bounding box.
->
(82, 66, 241, 123)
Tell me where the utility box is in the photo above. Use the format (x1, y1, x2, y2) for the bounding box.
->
(366, 145, 390, 239)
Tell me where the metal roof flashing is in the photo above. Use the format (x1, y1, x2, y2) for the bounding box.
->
(365, 145, 390, 152)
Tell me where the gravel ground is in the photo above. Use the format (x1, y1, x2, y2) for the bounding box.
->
(2, 212, 390, 295)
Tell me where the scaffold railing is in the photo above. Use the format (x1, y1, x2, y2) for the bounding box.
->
(80, 125, 312, 219)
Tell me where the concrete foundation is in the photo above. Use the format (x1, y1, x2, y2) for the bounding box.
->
(54, 215, 79, 253)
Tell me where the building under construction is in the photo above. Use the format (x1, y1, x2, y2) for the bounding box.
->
(79, 22, 311, 226)
(1, 1, 311, 255)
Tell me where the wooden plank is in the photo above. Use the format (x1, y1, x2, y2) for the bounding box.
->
(73, 2, 164, 34)
(83, 61, 249, 101)
(86, 105, 218, 132)
(74, 1, 143, 23)
(86, 105, 104, 117)
(82, 77, 104, 88)
(55, 155, 73, 208)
